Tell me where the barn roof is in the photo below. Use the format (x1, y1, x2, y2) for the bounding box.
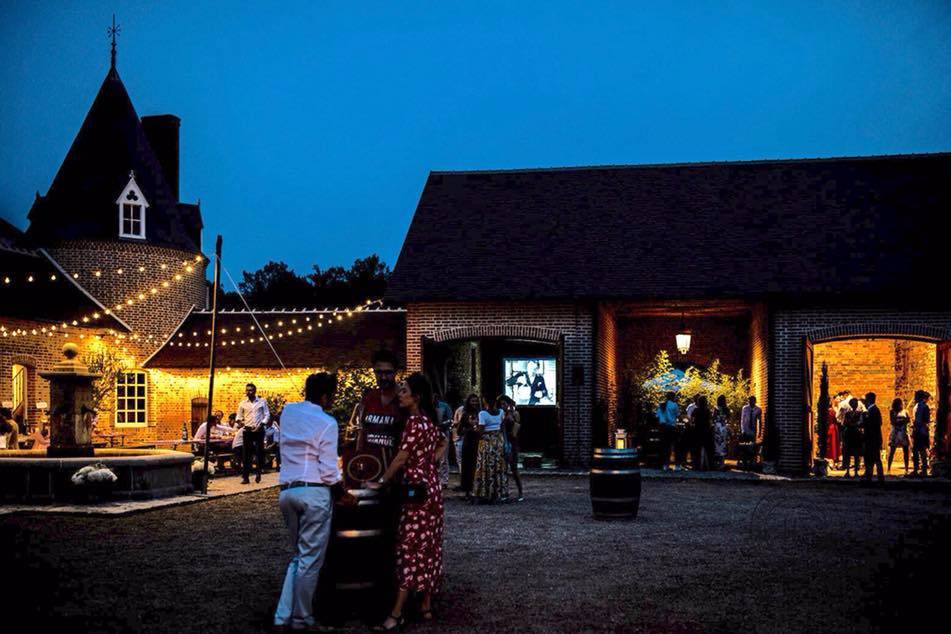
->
(387, 153, 951, 303)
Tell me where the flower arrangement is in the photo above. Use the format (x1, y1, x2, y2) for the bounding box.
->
(621, 351, 752, 455)
(265, 393, 287, 419)
(70, 463, 118, 486)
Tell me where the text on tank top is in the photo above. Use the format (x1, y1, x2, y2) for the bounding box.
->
(360, 389, 404, 450)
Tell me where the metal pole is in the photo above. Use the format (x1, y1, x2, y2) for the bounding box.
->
(201, 235, 223, 494)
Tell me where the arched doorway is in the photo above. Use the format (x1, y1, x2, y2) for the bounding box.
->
(805, 325, 951, 476)
(423, 325, 564, 462)
(11, 363, 29, 428)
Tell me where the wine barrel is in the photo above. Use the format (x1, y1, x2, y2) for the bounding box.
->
(590, 447, 641, 520)
(325, 487, 391, 591)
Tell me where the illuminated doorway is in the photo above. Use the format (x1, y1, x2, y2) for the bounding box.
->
(810, 338, 940, 477)
(11, 363, 27, 427)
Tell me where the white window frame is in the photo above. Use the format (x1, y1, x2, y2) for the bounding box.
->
(115, 371, 148, 427)
(116, 171, 149, 240)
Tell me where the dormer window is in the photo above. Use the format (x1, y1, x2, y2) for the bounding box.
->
(116, 171, 149, 239)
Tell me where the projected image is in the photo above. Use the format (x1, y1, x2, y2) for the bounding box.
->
(503, 357, 557, 406)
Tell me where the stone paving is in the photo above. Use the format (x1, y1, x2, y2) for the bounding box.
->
(0, 471, 280, 516)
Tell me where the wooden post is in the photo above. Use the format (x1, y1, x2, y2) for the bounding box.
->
(201, 235, 223, 494)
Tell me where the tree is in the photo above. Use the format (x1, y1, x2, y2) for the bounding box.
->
(238, 261, 313, 308)
(309, 255, 391, 307)
(82, 349, 131, 415)
(223, 255, 391, 309)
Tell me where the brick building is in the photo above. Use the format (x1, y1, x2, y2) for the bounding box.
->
(142, 307, 405, 438)
(387, 155, 951, 473)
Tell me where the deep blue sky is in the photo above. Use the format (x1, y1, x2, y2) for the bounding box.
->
(2, 1, 950, 277)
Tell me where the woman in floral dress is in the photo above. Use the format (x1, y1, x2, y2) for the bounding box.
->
(369, 372, 447, 631)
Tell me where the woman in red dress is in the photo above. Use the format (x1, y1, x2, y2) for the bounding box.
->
(825, 404, 841, 466)
(369, 372, 447, 631)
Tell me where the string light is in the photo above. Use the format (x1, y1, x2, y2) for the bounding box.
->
(163, 300, 386, 349)
(1, 255, 205, 285)
(0, 257, 205, 340)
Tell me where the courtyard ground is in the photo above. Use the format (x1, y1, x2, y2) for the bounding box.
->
(2, 476, 948, 633)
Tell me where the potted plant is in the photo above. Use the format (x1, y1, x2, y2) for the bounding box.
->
(70, 463, 118, 502)
(192, 459, 215, 492)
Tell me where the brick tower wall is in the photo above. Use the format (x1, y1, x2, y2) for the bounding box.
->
(46, 240, 207, 357)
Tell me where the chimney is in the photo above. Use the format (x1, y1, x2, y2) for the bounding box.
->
(141, 115, 181, 201)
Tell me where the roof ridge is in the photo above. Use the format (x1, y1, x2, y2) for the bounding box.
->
(194, 307, 406, 314)
(428, 151, 951, 176)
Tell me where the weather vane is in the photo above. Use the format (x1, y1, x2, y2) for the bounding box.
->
(108, 14, 120, 69)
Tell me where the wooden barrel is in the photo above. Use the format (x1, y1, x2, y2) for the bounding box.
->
(325, 488, 391, 591)
(590, 447, 641, 520)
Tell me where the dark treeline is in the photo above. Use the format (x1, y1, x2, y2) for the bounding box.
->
(218, 255, 390, 309)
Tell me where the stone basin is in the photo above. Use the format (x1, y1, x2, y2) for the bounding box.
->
(0, 449, 194, 504)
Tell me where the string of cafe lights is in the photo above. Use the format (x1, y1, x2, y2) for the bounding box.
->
(165, 299, 387, 349)
(0, 255, 204, 340)
(0, 255, 205, 287)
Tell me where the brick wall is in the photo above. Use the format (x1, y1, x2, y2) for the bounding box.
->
(147, 367, 321, 439)
(594, 304, 617, 445)
(615, 315, 752, 377)
(0, 318, 108, 428)
(812, 339, 936, 410)
(771, 308, 951, 474)
(405, 301, 594, 465)
(750, 303, 769, 411)
(47, 240, 207, 354)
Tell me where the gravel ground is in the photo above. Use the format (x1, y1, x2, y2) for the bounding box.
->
(2, 476, 949, 633)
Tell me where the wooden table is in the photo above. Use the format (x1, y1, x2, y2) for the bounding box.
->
(97, 433, 128, 447)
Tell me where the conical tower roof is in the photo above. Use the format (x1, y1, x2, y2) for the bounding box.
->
(26, 65, 201, 252)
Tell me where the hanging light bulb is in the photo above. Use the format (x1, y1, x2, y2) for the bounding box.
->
(676, 312, 692, 355)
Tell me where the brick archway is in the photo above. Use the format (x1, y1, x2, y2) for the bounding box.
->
(806, 323, 951, 344)
(10, 354, 38, 369)
(429, 324, 563, 344)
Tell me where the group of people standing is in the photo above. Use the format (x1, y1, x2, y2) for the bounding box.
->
(451, 393, 524, 503)
(655, 392, 763, 471)
(824, 389, 933, 478)
(275, 349, 446, 632)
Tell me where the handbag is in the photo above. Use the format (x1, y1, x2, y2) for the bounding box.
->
(400, 481, 429, 506)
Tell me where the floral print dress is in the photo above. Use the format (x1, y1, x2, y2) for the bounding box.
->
(396, 413, 444, 593)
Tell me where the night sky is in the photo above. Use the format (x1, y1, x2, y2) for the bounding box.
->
(1, 1, 950, 279)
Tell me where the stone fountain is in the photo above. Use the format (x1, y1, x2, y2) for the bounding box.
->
(40, 343, 99, 458)
(0, 344, 194, 504)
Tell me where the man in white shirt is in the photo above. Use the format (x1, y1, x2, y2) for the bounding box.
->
(274, 372, 355, 631)
(236, 383, 270, 484)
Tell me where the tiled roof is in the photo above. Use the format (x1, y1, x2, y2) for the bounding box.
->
(387, 153, 951, 303)
(142, 307, 405, 369)
(25, 66, 201, 253)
